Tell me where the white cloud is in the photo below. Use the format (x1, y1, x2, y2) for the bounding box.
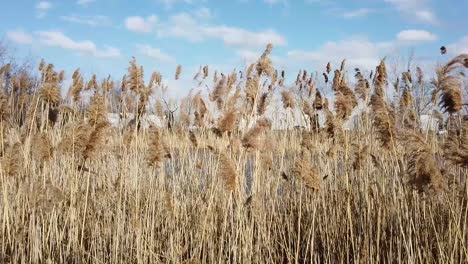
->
(77, 0, 96, 6)
(158, 12, 286, 50)
(159, 13, 202, 41)
(205, 26, 285, 50)
(194, 7, 212, 20)
(36, 31, 121, 58)
(236, 50, 261, 64)
(36, 1, 52, 10)
(384, 0, 418, 9)
(342, 8, 373, 19)
(6, 29, 120, 58)
(413, 10, 437, 24)
(125, 15, 157, 33)
(6, 29, 33, 44)
(156, 0, 199, 8)
(396, 30, 437, 42)
(384, 0, 438, 24)
(95, 46, 121, 58)
(60, 15, 110, 27)
(137, 44, 175, 63)
(305, 0, 329, 3)
(285, 31, 443, 72)
(264, 0, 287, 5)
(448, 36, 468, 55)
(287, 37, 392, 70)
(125, 12, 283, 51)
(36, 1, 52, 18)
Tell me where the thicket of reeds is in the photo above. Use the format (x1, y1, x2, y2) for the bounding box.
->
(0, 44, 467, 263)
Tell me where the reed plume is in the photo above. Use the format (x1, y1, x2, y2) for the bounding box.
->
(0, 63, 11, 75)
(295, 70, 302, 86)
(193, 95, 208, 127)
(102, 75, 114, 94)
(323, 98, 329, 111)
(87, 92, 107, 126)
(31, 133, 53, 163)
(313, 90, 323, 110)
(210, 74, 227, 109)
(155, 100, 165, 121)
(324, 109, 341, 140)
(340, 59, 346, 72)
(326, 62, 331, 74)
(322, 73, 329, 83)
(175, 64, 182, 80)
(399, 86, 419, 129)
(147, 128, 167, 168)
(370, 58, 395, 149)
(39, 83, 61, 106)
(307, 76, 316, 98)
(260, 151, 273, 171)
(217, 108, 238, 135)
(335, 84, 357, 117)
(241, 118, 271, 150)
(0, 90, 10, 123)
(256, 43, 274, 77)
(85, 74, 99, 91)
(281, 90, 295, 109)
(416, 66, 424, 86)
(213, 70, 218, 83)
(127, 57, 144, 93)
(188, 130, 198, 148)
(120, 74, 128, 94)
(67, 68, 84, 103)
(291, 154, 321, 191)
(443, 119, 468, 167)
(354, 70, 370, 101)
(334, 91, 354, 120)
(332, 70, 342, 91)
(301, 131, 314, 151)
(432, 54, 468, 114)
(83, 121, 109, 160)
(338, 83, 358, 108)
(245, 75, 260, 107)
(194, 93, 207, 117)
(271, 69, 278, 87)
(227, 72, 237, 94)
(302, 100, 313, 118)
(370, 94, 395, 149)
(400, 131, 446, 192)
(399, 86, 413, 109)
(179, 97, 191, 128)
(137, 85, 152, 118)
(2, 142, 23, 176)
(218, 153, 237, 193)
(150, 71, 162, 87)
(59, 122, 92, 157)
(373, 58, 388, 97)
(257, 92, 270, 116)
(402, 71, 412, 85)
(203, 65, 209, 79)
(352, 145, 369, 171)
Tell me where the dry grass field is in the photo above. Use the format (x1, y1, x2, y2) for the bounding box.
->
(0, 44, 467, 263)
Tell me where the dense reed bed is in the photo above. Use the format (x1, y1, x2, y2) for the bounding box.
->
(0, 44, 467, 263)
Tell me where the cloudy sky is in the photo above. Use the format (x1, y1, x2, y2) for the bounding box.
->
(1, 0, 467, 89)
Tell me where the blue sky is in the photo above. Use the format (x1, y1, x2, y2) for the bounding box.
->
(1, 0, 467, 94)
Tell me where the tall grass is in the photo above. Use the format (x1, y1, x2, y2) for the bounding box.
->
(0, 46, 467, 263)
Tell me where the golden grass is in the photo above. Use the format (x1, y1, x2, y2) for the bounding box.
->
(0, 49, 467, 263)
